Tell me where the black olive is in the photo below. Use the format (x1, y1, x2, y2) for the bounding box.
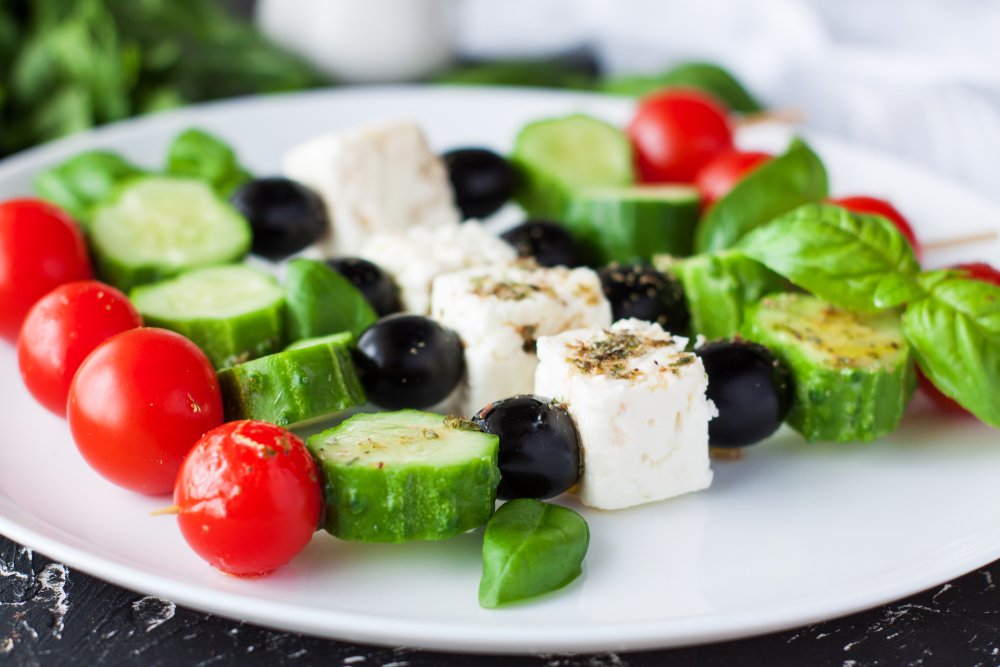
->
(598, 263, 690, 334)
(354, 315, 464, 410)
(326, 257, 401, 317)
(473, 395, 581, 500)
(443, 148, 515, 219)
(500, 220, 579, 267)
(696, 340, 793, 447)
(230, 177, 328, 260)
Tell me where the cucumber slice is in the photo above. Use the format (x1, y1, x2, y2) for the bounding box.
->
(655, 250, 788, 340)
(90, 176, 251, 291)
(564, 185, 700, 265)
(130, 265, 286, 369)
(218, 332, 365, 427)
(743, 293, 916, 442)
(284, 259, 377, 341)
(307, 411, 500, 542)
(511, 114, 634, 219)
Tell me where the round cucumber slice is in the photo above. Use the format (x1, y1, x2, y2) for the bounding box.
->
(743, 293, 916, 442)
(307, 411, 500, 543)
(130, 265, 286, 369)
(511, 114, 634, 219)
(219, 332, 365, 428)
(90, 176, 251, 291)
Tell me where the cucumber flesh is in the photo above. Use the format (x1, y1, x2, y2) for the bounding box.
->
(742, 293, 916, 442)
(654, 250, 787, 340)
(565, 185, 700, 265)
(90, 176, 251, 291)
(130, 265, 286, 369)
(307, 410, 500, 542)
(511, 114, 634, 219)
(218, 332, 365, 428)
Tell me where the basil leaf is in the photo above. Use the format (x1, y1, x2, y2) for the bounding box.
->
(694, 137, 828, 253)
(479, 499, 589, 608)
(285, 259, 377, 341)
(739, 203, 921, 312)
(902, 275, 1000, 427)
(165, 128, 252, 197)
(602, 61, 762, 113)
(655, 250, 788, 340)
(34, 150, 145, 224)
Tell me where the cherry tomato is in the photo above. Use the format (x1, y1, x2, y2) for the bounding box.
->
(956, 261, 1000, 286)
(174, 420, 323, 577)
(0, 199, 92, 341)
(918, 262, 1000, 414)
(628, 90, 734, 183)
(18, 281, 142, 417)
(830, 196, 921, 260)
(67, 328, 223, 495)
(695, 150, 772, 208)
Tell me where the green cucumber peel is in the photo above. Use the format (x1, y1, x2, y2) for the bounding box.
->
(902, 274, 1000, 428)
(694, 137, 828, 253)
(165, 128, 252, 197)
(601, 61, 763, 113)
(34, 150, 146, 224)
(479, 499, 589, 609)
(285, 259, 377, 341)
(738, 203, 922, 312)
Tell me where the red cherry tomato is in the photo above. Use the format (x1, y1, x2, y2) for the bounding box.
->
(956, 261, 1000, 286)
(628, 90, 734, 183)
(829, 196, 921, 260)
(918, 262, 1000, 414)
(18, 281, 142, 417)
(695, 150, 772, 208)
(0, 199, 92, 341)
(174, 420, 323, 577)
(67, 328, 223, 495)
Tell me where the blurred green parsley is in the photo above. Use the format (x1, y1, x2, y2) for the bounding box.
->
(0, 0, 325, 157)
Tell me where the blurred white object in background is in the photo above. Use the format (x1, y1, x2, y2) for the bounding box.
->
(257, 0, 458, 82)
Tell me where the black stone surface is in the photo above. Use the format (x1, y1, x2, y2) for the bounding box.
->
(3, 533, 1000, 666)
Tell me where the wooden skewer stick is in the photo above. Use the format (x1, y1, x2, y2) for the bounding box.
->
(150, 504, 180, 517)
(733, 108, 806, 128)
(923, 229, 998, 252)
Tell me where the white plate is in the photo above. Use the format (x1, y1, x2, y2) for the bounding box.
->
(1, 87, 999, 654)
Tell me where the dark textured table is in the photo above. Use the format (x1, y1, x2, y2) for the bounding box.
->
(3, 534, 1000, 666)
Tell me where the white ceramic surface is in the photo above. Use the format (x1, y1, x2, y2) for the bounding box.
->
(0, 87, 998, 654)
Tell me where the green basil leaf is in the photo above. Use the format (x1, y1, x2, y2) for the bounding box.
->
(694, 137, 828, 253)
(902, 275, 1000, 427)
(165, 127, 252, 197)
(602, 61, 762, 113)
(285, 259, 377, 341)
(34, 150, 145, 224)
(739, 203, 921, 312)
(479, 499, 589, 608)
(655, 250, 788, 340)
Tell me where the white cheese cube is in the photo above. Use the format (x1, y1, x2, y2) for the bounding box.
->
(534, 319, 714, 510)
(432, 263, 612, 417)
(283, 120, 460, 255)
(361, 222, 517, 314)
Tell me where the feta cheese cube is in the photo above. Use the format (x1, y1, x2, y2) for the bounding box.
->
(362, 222, 517, 314)
(283, 120, 460, 254)
(432, 263, 612, 417)
(534, 319, 714, 510)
